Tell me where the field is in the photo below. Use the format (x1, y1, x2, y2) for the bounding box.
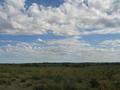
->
(0, 63, 120, 90)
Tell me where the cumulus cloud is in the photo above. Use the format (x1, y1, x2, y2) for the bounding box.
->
(100, 39, 120, 48)
(0, 0, 120, 62)
(0, 38, 120, 62)
(0, 37, 89, 56)
(0, 39, 13, 43)
(0, 0, 119, 35)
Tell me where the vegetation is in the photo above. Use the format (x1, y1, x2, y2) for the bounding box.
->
(0, 63, 120, 90)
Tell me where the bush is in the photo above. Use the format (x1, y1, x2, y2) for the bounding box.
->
(89, 79, 99, 88)
(33, 84, 47, 90)
(0, 80, 11, 86)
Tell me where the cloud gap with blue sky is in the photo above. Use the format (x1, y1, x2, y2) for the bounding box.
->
(0, 0, 120, 63)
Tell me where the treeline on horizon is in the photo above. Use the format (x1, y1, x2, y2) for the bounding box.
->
(0, 62, 120, 67)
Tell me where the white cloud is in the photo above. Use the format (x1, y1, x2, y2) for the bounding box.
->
(37, 38, 43, 42)
(0, 38, 120, 62)
(0, 38, 90, 56)
(0, 0, 119, 35)
(0, 0, 120, 62)
(100, 39, 120, 48)
(0, 39, 13, 43)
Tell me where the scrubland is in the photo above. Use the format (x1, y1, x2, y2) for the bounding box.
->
(0, 63, 120, 90)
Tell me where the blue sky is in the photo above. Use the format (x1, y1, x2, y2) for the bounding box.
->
(25, 0, 64, 8)
(0, 0, 64, 6)
(0, 0, 120, 63)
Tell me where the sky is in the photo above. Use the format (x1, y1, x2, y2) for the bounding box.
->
(0, 0, 120, 63)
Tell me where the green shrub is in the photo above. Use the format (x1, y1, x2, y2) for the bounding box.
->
(89, 79, 100, 88)
(33, 84, 46, 90)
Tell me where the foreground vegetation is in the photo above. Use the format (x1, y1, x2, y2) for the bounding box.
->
(0, 63, 120, 90)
